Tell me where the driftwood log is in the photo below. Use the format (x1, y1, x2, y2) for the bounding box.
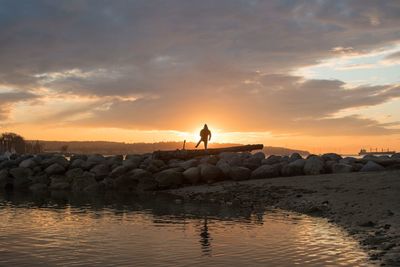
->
(153, 144, 264, 161)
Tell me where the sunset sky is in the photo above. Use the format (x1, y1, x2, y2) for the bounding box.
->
(0, 0, 399, 153)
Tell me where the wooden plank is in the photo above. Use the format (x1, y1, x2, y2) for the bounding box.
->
(153, 144, 264, 161)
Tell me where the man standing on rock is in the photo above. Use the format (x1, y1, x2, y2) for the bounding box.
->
(195, 124, 212, 149)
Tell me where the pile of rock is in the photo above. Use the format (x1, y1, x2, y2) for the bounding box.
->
(0, 152, 399, 193)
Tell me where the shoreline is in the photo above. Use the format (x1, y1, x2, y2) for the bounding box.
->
(169, 170, 400, 266)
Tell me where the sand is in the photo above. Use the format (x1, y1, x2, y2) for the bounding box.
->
(170, 170, 400, 266)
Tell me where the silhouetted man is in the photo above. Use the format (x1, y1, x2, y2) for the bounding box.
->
(195, 124, 212, 149)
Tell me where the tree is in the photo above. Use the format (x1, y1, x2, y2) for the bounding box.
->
(0, 132, 26, 154)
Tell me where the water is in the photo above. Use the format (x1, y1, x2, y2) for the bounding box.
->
(0, 192, 373, 266)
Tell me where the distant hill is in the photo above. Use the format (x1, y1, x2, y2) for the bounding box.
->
(32, 140, 309, 156)
(263, 146, 310, 156)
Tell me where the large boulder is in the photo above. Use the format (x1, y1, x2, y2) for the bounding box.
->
(123, 158, 142, 170)
(110, 165, 129, 178)
(332, 163, 353, 173)
(29, 183, 48, 194)
(70, 159, 86, 169)
(0, 159, 18, 169)
(304, 156, 324, 175)
(87, 154, 106, 164)
(340, 157, 357, 165)
(289, 153, 303, 163)
(19, 158, 37, 169)
(252, 152, 266, 161)
(113, 174, 138, 192)
(321, 153, 342, 162)
(360, 161, 385, 172)
(65, 168, 85, 179)
(49, 175, 71, 190)
(243, 157, 261, 170)
(71, 175, 98, 192)
(216, 159, 231, 177)
(45, 163, 66, 175)
(42, 156, 69, 169)
(31, 174, 50, 185)
(262, 155, 281, 165)
(219, 152, 243, 166)
(251, 164, 280, 179)
(90, 164, 110, 180)
(146, 159, 167, 173)
(0, 170, 13, 190)
(281, 159, 305, 176)
(10, 167, 33, 180)
(229, 166, 251, 181)
(200, 164, 223, 182)
(155, 169, 184, 189)
(179, 159, 199, 170)
(199, 156, 219, 165)
(183, 167, 201, 184)
(391, 153, 400, 159)
(136, 179, 158, 191)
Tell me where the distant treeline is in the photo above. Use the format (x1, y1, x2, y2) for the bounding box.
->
(1, 132, 43, 154)
(31, 140, 309, 156)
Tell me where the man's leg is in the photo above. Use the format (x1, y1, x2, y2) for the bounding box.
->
(204, 139, 208, 150)
(195, 139, 202, 148)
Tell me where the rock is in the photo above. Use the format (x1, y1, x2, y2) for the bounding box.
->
(216, 159, 231, 177)
(125, 154, 143, 161)
(289, 153, 303, 162)
(123, 157, 142, 170)
(90, 164, 110, 180)
(332, 163, 353, 173)
(391, 153, 400, 159)
(168, 159, 183, 168)
(130, 169, 153, 182)
(114, 174, 138, 192)
(19, 158, 37, 169)
(304, 156, 324, 175)
(65, 168, 83, 178)
(252, 152, 265, 160)
(183, 167, 201, 184)
(136, 179, 158, 191)
(10, 167, 33, 179)
(146, 159, 167, 173)
(106, 155, 123, 165)
(45, 163, 66, 175)
(0, 159, 18, 169)
(70, 159, 86, 169)
(219, 152, 243, 166)
(179, 159, 199, 170)
(340, 157, 357, 165)
(110, 165, 129, 178)
(87, 154, 106, 164)
(281, 159, 305, 176)
(351, 163, 364, 172)
(84, 182, 104, 194)
(155, 169, 184, 189)
(29, 183, 48, 193)
(31, 174, 50, 185)
(70, 154, 87, 162)
(386, 164, 400, 170)
(251, 164, 280, 179)
(0, 170, 13, 190)
(243, 157, 261, 170)
(321, 153, 342, 162)
(199, 155, 219, 165)
(13, 175, 32, 189)
(199, 164, 223, 182)
(229, 166, 251, 181)
(42, 156, 69, 169)
(324, 160, 337, 173)
(360, 161, 385, 172)
(363, 155, 378, 161)
(50, 181, 70, 190)
(262, 155, 281, 165)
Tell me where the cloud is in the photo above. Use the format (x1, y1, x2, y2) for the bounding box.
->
(70, 74, 400, 136)
(0, 0, 400, 136)
(0, 91, 38, 120)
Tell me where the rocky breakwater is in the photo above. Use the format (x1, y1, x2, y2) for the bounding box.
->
(0, 151, 400, 194)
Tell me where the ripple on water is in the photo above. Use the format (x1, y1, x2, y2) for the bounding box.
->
(0, 194, 374, 267)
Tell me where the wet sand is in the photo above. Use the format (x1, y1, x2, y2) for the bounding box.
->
(170, 170, 400, 266)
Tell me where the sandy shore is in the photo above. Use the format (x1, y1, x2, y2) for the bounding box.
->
(170, 170, 400, 266)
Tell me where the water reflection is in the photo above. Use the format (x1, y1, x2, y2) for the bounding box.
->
(0, 191, 373, 266)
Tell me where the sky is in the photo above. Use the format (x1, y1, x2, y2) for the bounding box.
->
(0, 0, 399, 153)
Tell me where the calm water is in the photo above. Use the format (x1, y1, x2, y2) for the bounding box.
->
(0, 192, 373, 266)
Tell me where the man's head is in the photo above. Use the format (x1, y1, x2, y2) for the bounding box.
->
(204, 124, 208, 129)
